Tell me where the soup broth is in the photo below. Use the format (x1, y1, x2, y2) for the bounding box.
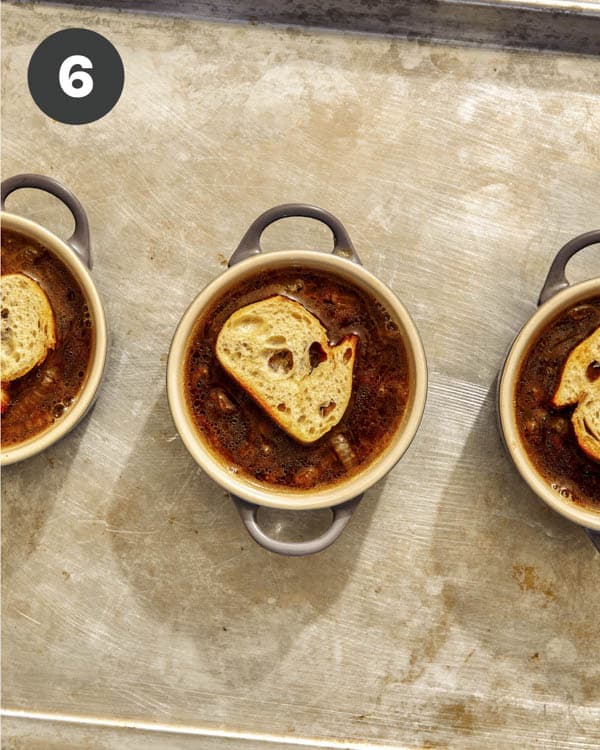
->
(1, 229, 93, 448)
(184, 267, 410, 490)
(515, 298, 600, 508)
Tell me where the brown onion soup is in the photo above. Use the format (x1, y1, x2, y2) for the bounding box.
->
(515, 297, 600, 508)
(184, 267, 410, 489)
(1, 229, 93, 448)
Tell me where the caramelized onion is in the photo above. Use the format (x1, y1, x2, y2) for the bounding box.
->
(330, 433, 356, 470)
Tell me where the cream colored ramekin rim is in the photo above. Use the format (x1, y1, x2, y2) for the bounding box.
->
(1, 213, 108, 466)
(167, 250, 427, 510)
(498, 278, 600, 530)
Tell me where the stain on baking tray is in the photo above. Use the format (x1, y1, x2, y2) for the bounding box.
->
(105, 396, 381, 690)
(438, 702, 476, 731)
(401, 605, 451, 685)
(511, 563, 556, 600)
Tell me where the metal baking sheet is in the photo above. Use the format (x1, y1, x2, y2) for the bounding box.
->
(2, 3, 600, 748)
(28, 0, 600, 54)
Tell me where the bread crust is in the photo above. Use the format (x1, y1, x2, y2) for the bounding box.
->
(0, 382, 9, 414)
(571, 386, 600, 463)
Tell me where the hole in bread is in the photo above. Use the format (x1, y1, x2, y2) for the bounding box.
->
(268, 349, 293, 374)
(266, 335, 286, 345)
(309, 341, 327, 370)
(1, 309, 8, 318)
(344, 348, 352, 361)
(277, 403, 287, 412)
(587, 361, 600, 382)
(319, 401, 336, 417)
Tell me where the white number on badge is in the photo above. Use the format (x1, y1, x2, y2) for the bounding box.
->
(59, 55, 94, 98)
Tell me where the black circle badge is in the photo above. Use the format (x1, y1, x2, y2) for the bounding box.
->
(28, 28, 124, 125)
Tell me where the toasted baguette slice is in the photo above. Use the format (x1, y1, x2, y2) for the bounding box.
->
(552, 327, 600, 408)
(216, 295, 357, 444)
(571, 383, 600, 463)
(552, 326, 600, 462)
(1, 273, 56, 382)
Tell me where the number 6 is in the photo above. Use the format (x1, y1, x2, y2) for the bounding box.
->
(59, 55, 94, 98)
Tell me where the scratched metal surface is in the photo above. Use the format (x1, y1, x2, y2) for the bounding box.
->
(2, 3, 600, 748)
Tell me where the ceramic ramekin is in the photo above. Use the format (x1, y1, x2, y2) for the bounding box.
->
(1, 174, 108, 466)
(498, 230, 600, 536)
(168, 204, 428, 555)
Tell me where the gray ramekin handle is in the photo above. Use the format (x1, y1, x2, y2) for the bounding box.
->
(231, 495, 362, 556)
(228, 204, 362, 267)
(1, 173, 92, 269)
(538, 230, 600, 305)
